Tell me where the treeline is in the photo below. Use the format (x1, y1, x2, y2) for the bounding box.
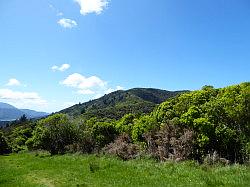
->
(1, 82, 249, 164)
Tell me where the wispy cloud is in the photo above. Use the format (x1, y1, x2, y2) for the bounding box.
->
(49, 4, 63, 17)
(6, 78, 21, 86)
(51, 64, 71, 72)
(58, 18, 77, 28)
(74, 0, 109, 15)
(60, 73, 123, 98)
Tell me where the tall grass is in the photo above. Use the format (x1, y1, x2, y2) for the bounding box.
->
(0, 152, 250, 187)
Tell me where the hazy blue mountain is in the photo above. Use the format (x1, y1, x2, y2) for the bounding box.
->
(0, 102, 49, 121)
(0, 102, 17, 109)
(20, 109, 49, 119)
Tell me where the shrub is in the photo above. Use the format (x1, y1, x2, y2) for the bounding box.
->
(65, 131, 95, 154)
(144, 123, 195, 161)
(203, 151, 230, 166)
(27, 114, 78, 155)
(91, 121, 118, 149)
(132, 115, 158, 142)
(103, 134, 140, 160)
(0, 131, 11, 154)
(116, 113, 136, 134)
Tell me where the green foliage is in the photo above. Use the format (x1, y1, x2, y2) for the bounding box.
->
(116, 113, 136, 134)
(27, 114, 78, 155)
(152, 82, 250, 162)
(7, 126, 33, 152)
(0, 131, 10, 154)
(132, 115, 158, 142)
(91, 121, 118, 149)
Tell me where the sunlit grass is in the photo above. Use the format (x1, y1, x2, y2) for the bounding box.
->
(0, 152, 250, 187)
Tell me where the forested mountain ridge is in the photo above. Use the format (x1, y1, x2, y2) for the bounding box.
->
(60, 88, 187, 119)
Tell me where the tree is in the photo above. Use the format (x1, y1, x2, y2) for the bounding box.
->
(19, 114, 28, 123)
(27, 114, 77, 155)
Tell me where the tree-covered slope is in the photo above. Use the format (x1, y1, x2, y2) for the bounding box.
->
(60, 88, 187, 119)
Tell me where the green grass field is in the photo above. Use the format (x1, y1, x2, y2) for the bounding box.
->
(0, 152, 250, 187)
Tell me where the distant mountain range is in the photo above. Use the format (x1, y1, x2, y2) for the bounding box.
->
(0, 102, 49, 121)
(60, 88, 188, 120)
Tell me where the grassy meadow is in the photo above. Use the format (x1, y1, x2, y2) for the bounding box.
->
(0, 152, 250, 187)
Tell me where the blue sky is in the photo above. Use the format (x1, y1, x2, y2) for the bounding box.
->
(0, 0, 249, 112)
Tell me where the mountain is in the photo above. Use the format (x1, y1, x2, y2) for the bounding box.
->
(60, 88, 187, 120)
(0, 103, 24, 121)
(0, 102, 17, 109)
(19, 109, 49, 119)
(0, 102, 49, 121)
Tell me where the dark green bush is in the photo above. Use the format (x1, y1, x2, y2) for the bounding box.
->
(0, 131, 11, 154)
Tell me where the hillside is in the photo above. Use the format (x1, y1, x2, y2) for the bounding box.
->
(1, 83, 249, 164)
(0, 102, 49, 121)
(60, 88, 187, 119)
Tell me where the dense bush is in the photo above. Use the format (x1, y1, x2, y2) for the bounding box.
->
(0, 131, 10, 154)
(27, 114, 78, 155)
(116, 113, 136, 134)
(9, 127, 33, 152)
(131, 115, 158, 142)
(151, 82, 250, 162)
(91, 121, 118, 149)
(26, 116, 118, 154)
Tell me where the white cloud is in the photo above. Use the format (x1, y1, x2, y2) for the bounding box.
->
(61, 73, 124, 99)
(0, 89, 47, 109)
(74, 0, 109, 15)
(0, 89, 40, 100)
(51, 64, 71, 72)
(61, 73, 107, 91)
(57, 18, 77, 28)
(6, 78, 21, 86)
